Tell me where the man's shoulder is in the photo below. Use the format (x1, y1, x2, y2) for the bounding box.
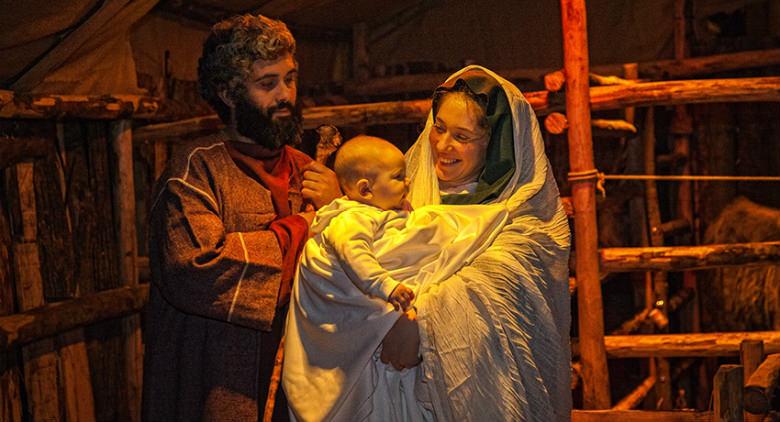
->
(163, 135, 229, 178)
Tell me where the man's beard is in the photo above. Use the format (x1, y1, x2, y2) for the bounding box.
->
(233, 96, 303, 149)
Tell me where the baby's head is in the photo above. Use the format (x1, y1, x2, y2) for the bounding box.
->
(334, 136, 409, 210)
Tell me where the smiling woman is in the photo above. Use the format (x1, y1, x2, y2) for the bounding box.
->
(429, 92, 490, 192)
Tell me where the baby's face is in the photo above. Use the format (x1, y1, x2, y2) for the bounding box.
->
(366, 149, 409, 211)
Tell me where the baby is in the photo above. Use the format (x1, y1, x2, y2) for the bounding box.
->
(323, 135, 416, 310)
(285, 135, 511, 421)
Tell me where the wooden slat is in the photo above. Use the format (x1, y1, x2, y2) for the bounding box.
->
(573, 332, 780, 358)
(345, 48, 780, 96)
(740, 341, 765, 422)
(572, 410, 712, 422)
(714, 365, 743, 422)
(0, 285, 149, 349)
(0, 91, 162, 120)
(745, 353, 780, 415)
(132, 76, 780, 142)
(10, 163, 61, 421)
(600, 241, 780, 272)
(613, 376, 656, 410)
(110, 120, 142, 422)
(561, 0, 610, 409)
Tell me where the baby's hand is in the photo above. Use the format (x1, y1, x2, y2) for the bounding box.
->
(389, 284, 415, 311)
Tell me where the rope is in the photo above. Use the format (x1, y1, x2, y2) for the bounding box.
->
(567, 169, 606, 197)
(567, 171, 780, 198)
(602, 174, 780, 182)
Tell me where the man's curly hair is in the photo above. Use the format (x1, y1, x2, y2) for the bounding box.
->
(198, 14, 296, 121)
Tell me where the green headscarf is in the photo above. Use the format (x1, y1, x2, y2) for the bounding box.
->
(432, 69, 515, 205)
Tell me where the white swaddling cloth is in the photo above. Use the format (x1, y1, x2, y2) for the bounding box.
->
(283, 197, 508, 422)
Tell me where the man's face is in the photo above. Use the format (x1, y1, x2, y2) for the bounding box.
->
(231, 53, 302, 148)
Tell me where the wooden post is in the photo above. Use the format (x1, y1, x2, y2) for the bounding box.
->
(9, 163, 61, 421)
(0, 173, 22, 422)
(740, 341, 765, 422)
(110, 120, 142, 422)
(744, 353, 780, 416)
(560, 0, 610, 408)
(714, 365, 744, 422)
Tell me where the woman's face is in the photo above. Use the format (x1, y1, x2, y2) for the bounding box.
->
(429, 94, 490, 188)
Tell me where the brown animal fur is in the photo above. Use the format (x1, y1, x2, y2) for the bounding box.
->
(702, 196, 780, 331)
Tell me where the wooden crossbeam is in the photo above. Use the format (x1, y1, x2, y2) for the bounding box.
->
(745, 353, 780, 415)
(0, 91, 162, 120)
(571, 332, 780, 358)
(345, 48, 780, 96)
(0, 285, 149, 349)
(600, 241, 780, 272)
(572, 410, 712, 422)
(132, 76, 780, 141)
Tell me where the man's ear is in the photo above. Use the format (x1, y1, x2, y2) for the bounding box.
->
(217, 88, 235, 108)
(356, 179, 372, 199)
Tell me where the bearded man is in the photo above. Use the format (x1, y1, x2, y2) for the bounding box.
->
(142, 14, 340, 421)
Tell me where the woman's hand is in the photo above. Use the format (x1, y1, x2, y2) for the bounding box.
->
(380, 308, 421, 370)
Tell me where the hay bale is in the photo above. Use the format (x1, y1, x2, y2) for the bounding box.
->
(703, 196, 780, 331)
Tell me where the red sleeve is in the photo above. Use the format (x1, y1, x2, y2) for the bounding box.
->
(269, 214, 309, 307)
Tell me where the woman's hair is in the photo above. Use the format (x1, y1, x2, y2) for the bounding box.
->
(431, 79, 491, 138)
(198, 14, 296, 121)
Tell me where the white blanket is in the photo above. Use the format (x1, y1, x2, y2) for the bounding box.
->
(284, 198, 508, 422)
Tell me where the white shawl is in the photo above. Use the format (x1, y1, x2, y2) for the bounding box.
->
(407, 66, 571, 422)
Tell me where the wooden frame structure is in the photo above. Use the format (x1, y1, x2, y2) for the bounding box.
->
(2, 1, 780, 421)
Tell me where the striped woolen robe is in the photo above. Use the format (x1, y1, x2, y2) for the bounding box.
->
(142, 134, 311, 422)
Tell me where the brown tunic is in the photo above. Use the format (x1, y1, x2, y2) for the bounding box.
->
(142, 134, 312, 422)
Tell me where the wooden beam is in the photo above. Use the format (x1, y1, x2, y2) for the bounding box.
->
(0, 91, 162, 120)
(0, 285, 149, 349)
(714, 365, 744, 422)
(132, 76, 780, 141)
(600, 241, 780, 272)
(740, 341, 765, 422)
(573, 332, 780, 358)
(346, 49, 780, 97)
(561, 0, 610, 409)
(110, 121, 142, 422)
(613, 376, 656, 410)
(0, 136, 51, 169)
(572, 410, 712, 422)
(8, 163, 61, 421)
(744, 353, 780, 415)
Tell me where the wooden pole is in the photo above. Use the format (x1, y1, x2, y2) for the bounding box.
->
(51, 126, 97, 422)
(110, 120, 142, 422)
(642, 106, 673, 409)
(9, 163, 61, 421)
(740, 341, 765, 422)
(575, 332, 780, 358)
(572, 409, 712, 422)
(0, 285, 149, 349)
(130, 76, 780, 142)
(744, 353, 780, 415)
(561, 0, 610, 408)
(613, 376, 657, 410)
(346, 48, 780, 97)
(599, 241, 780, 272)
(714, 365, 744, 422)
(0, 174, 22, 422)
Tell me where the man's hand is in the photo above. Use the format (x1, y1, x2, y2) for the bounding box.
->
(380, 308, 421, 370)
(301, 161, 342, 209)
